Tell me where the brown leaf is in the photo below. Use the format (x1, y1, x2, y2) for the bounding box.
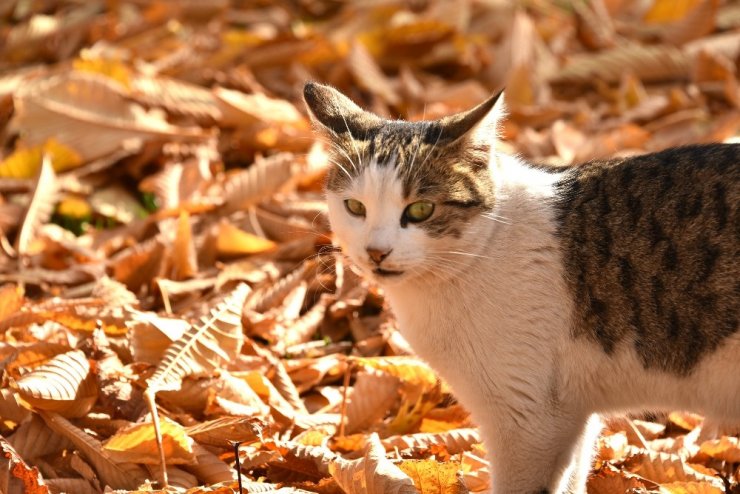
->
(13, 350, 97, 418)
(0, 436, 50, 494)
(348, 41, 401, 107)
(587, 463, 655, 494)
(169, 211, 198, 279)
(623, 449, 724, 486)
(552, 43, 689, 84)
(214, 88, 307, 128)
(220, 153, 296, 214)
(38, 411, 146, 490)
(345, 370, 400, 434)
(147, 283, 250, 394)
(15, 73, 208, 163)
(7, 414, 72, 460)
(382, 429, 481, 455)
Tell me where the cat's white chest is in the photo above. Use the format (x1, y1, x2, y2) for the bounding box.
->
(386, 283, 480, 363)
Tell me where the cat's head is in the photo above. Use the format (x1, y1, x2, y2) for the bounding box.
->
(304, 82, 504, 284)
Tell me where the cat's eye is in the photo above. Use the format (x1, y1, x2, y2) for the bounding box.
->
(344, 198, 366, 217)
(404, 201, 435, 223)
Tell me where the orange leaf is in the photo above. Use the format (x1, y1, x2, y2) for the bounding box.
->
(644, 0, 702, 23)
(104, 416, 195, 465)
(699, 436, 740, 463)
(217, 221, 277, 256)
(0, 284, 24, 323)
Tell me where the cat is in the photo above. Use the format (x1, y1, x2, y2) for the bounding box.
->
(303, 82, 740, 494)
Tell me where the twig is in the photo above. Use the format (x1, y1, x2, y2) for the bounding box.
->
(233, 441, 243, 493)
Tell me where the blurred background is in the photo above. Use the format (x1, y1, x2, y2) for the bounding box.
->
(2, 0, 739, 176)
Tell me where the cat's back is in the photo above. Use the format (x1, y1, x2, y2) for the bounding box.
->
(553, 143, 739, 375)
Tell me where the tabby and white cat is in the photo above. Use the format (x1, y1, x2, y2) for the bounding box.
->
(303, 82, 739, 494)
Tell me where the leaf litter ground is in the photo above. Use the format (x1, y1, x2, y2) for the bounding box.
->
(0, 0, 739, 493)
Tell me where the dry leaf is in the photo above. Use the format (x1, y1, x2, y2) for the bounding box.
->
(1, 3, 738, 493)
(39, 411, 146, 490)
(15, 156, 58, 256)
(329, 433, 418, 494)
(217, 221, 277, 256)
(699, 436, 740, 463)
(104, 416, 196, 465)
(345, 370, 400, 434)
(0, 436, 50, 494)
(13, 350, 97, 418)
(147, 283, 250, 394)
(14, 73, 208, 163)
(398, 459, 468, 494)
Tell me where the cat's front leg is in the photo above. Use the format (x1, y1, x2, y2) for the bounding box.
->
(485, 412, 590, 494)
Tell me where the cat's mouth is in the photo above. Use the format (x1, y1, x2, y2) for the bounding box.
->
(373, 268, 405, 277)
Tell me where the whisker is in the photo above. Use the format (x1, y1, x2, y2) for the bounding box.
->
(428, 250, 496, 261)
(480, 213, 512, 226)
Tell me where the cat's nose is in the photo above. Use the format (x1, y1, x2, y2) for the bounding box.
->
(366, 246, 392, 264)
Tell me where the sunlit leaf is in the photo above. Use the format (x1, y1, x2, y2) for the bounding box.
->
(329, 433, 418, 494)
(13, 350, 97, 418)
(104, 416, 196, 465)
(398, 459, 468, 494)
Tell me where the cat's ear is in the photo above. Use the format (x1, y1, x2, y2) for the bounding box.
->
(303, 82, 382, 138)
(437, 90, 505, 143)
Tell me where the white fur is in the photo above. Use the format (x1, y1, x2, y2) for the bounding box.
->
(327, 149, 740, 493)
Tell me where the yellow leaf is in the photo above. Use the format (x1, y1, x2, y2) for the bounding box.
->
(73, 56, 132, 89)
(420, 418, 462, 433)
(643, 0, 701, 23)
(661, 481, 724, 494)
(699, 436, 740, 463)
(354, 357, 438, 391)
(222, 29, 265, 47)
(37, 309, 129, 336)
(669, 411, 704, 431)
(242, 371, 271, 399)
(331, 434, 367, 453)
(0, 139, 82, 178)
(104, 416, 195, 465)
(217, 221, 277, 256)
(56, 196, 92, 219)
(0, 284, 24, 322)
(398, 459, 467, 494)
